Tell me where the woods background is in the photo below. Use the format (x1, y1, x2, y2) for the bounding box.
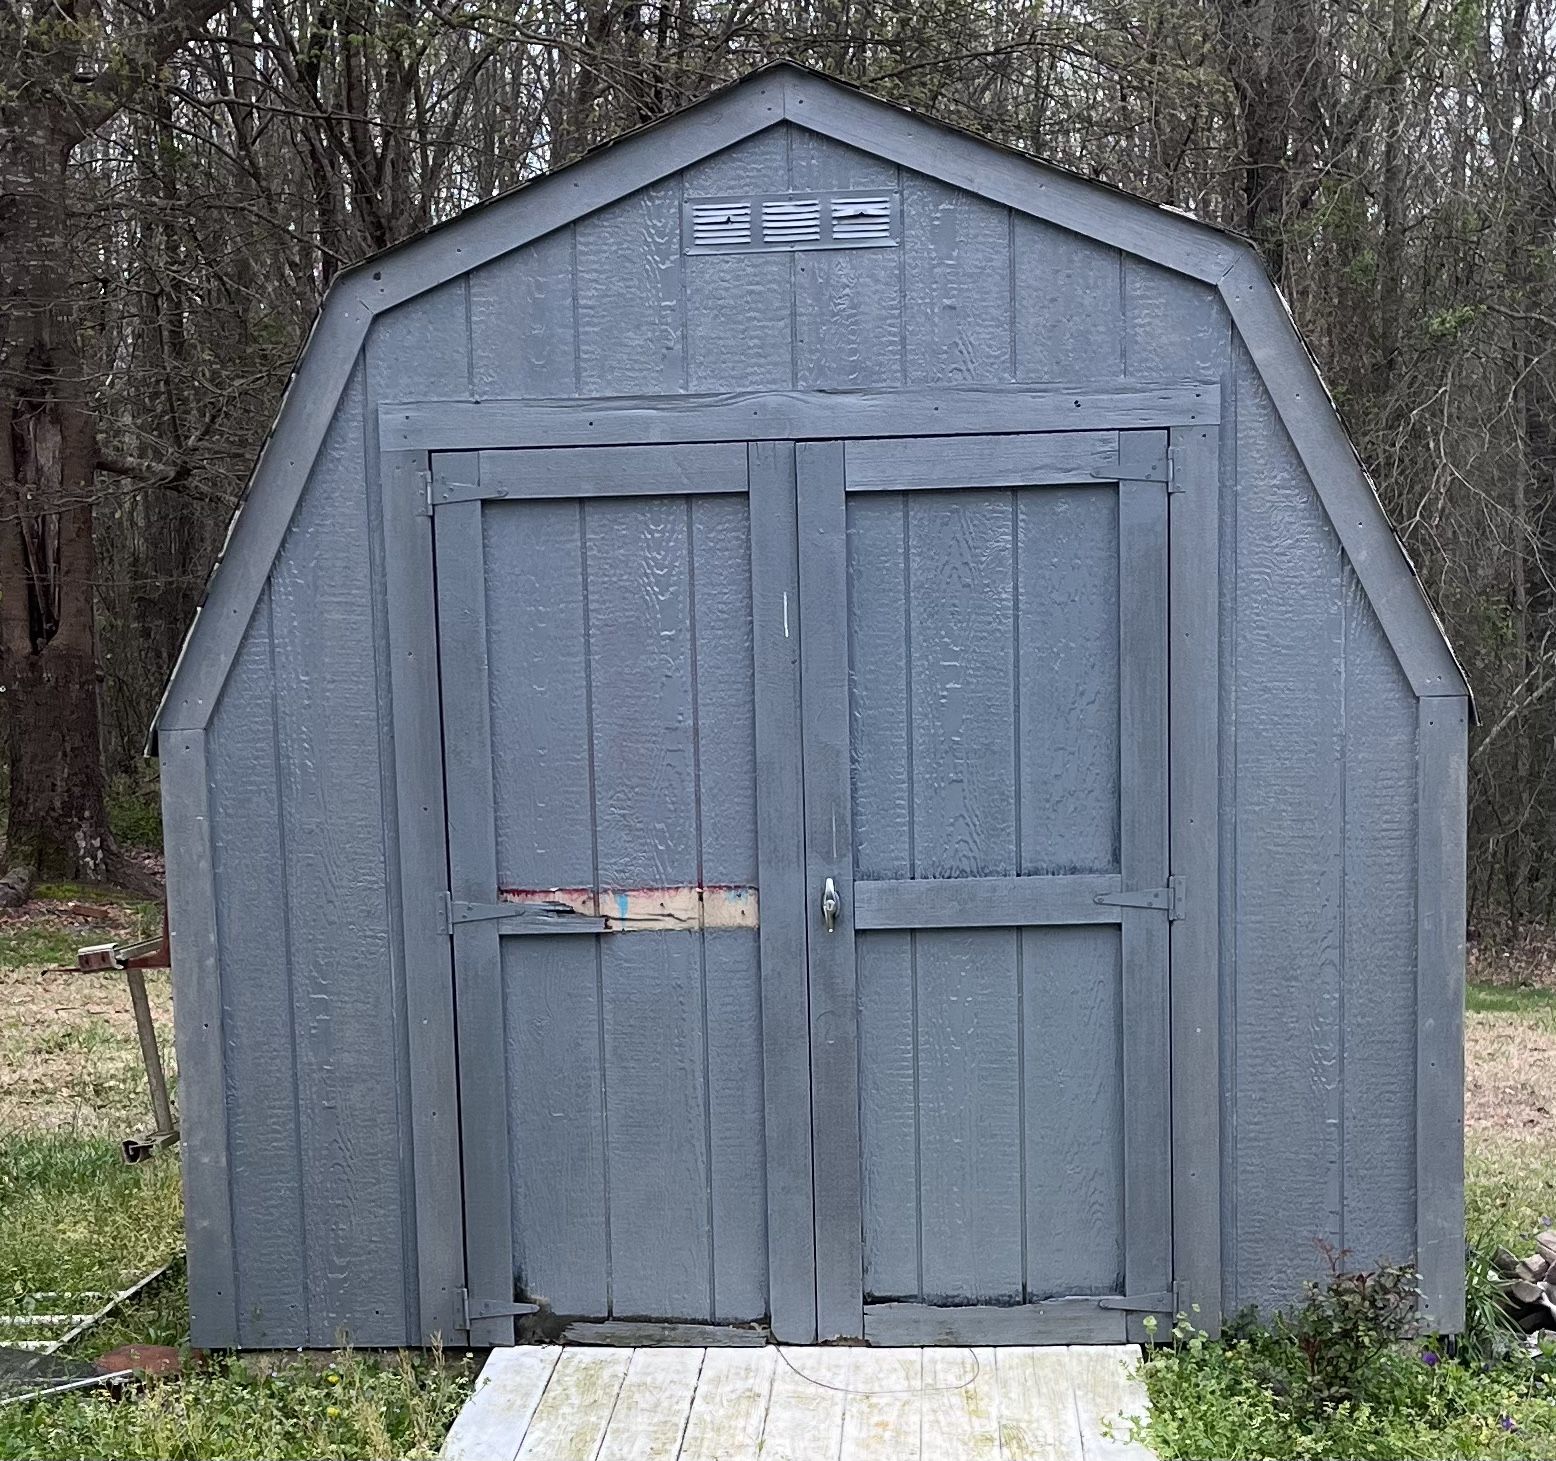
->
(2, 0, 1553, 921)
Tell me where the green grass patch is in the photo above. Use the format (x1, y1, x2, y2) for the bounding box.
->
(1140, 1151, 1556, 1458)
(1469, 981, 1556, 1023)
(0, 1136, 182, 1342)
(0, 924, 93, 974)
(1468, 1158, 1556, 1253)
(1140, 1324, 1556, 1459)
(0, 1296, 478, 1461)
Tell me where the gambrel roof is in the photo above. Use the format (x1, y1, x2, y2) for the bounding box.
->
(152, 60, 1468, 746)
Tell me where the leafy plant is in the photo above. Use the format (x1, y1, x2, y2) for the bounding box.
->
(1461, 1221, 1526, 1368)
(1139, 1244, 1556, 1460)
(1275, 1244, 1420, 1415)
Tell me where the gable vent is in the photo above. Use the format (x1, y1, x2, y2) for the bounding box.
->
(761, 195, 821, 245)
(683, 190, 900, 255)
(831, 195, 893, 242)
(690, 200, 752, 249)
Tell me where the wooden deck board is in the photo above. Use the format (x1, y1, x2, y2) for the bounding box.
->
(1068, 1345, 1155, 1459)
(677, 1347, 777, 1461)
(443, 1343, 1154, 1459)
(514, 1347, 630, 1461)
(837, 1348, 923, 1460)
(598, 1348, 706, 1460)
(921, 1347, 1001, 1460)
(994, 1347, 1087, 1461)
(442, 1346, 559, 1461)
(759, 1347, 852, 1461)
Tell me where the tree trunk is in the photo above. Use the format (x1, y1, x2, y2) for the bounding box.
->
(0, 109, 148, 901)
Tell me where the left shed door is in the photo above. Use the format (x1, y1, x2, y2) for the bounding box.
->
(429, 443, 812, 1344)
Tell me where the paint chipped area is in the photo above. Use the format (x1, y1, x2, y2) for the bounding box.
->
(499, 884, 758, 931)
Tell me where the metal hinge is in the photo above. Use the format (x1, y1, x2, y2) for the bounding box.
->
(459, 1288, 540, 1329)
(440, 891, 606, 936)
(1093, 874, 1183, 920)
(1098, 1280, 1188, 1316)
(1166, 445, 1184, 493)
(416, 469, 434, 517)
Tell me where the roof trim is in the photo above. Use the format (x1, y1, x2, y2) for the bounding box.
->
(152, 61, 1466, 744)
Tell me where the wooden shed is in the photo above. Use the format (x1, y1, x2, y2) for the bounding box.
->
(154, 63, 1470, 1352)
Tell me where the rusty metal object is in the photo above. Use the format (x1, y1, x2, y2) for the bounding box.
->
(76, 903, 178, 1163)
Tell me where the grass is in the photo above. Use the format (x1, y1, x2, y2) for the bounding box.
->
(1467, 981, 1556, 1022)
(0, 1137, 183, 1315)
(0, 1324, 477, 1461)
(0, 890, 477, 1460)
(1138, 976, 1556, 1459)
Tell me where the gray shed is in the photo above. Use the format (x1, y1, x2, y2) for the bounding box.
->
(154, 63, 1470, 1352)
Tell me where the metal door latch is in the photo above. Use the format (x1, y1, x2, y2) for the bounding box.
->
(820, 876, 840, 932)
(1098, 1280, 1188, 1316)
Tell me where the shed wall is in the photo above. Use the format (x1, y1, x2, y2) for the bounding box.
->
(179, 122, 1425, 1345)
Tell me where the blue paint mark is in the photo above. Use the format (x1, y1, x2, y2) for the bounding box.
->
(617, 892, 629, 921)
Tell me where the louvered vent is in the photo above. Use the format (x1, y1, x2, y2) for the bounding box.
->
(690, 200, 752, 249)
(831, 195, 893, 242)
(683, 190, 899, 254)
(761, 195, 821, 245)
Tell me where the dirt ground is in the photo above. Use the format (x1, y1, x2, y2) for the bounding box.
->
(0, 896, 173, 1134)
(1466, 1015, 1555, 1144)
(1465, 931, 1556, 1165)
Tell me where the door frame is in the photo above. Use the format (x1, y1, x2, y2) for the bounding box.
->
(380, 383, 1222, 1345)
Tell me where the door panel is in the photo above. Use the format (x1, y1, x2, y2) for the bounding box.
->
(435, 447, 789, 1339)
(799, 430, 1173, 1343)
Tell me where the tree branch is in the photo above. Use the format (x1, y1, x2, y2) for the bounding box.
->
(69, 0, 233, 140)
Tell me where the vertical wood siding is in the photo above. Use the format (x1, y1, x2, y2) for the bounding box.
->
(1231, 346, 1347, 1310)
(190, 123, 1426, 1341)
(209, 598, 306, 1345)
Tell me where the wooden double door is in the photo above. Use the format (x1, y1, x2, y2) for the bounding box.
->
(431, 428, 1175, 1345)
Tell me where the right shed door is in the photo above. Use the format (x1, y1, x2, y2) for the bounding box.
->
(796, 430, 1174, 1344)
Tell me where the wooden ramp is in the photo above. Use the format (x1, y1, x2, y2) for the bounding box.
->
(443, 1344, 1154, 1460)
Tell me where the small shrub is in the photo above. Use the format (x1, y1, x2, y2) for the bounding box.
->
(1139, 1247, 1556, 1460)
(1276, 1244, 1419, 1415)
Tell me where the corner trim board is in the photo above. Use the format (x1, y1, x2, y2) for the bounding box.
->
(1166, 424, 1223, 1337)
(1415, 696, 1468, 1329)
(160, 726, 240, 1345)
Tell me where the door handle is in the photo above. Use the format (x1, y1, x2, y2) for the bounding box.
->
(820, 876, 841, 932)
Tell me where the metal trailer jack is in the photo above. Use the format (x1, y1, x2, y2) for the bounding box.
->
(77, 907, 178, 1163)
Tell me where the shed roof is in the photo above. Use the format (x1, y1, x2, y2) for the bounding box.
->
(151, 61, 1468, 747)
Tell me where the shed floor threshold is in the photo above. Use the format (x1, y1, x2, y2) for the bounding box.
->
(441, 1342, 1154, 1460)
